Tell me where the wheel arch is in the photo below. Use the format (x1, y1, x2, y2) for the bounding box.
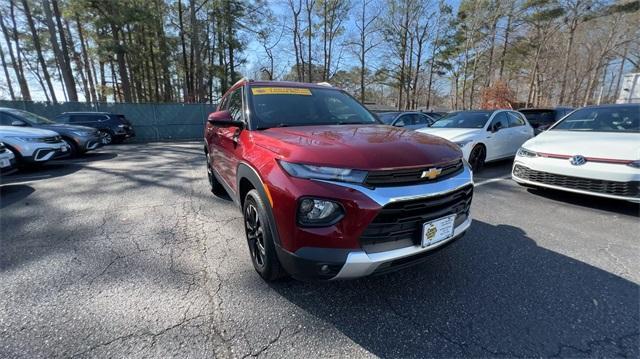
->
(236, 162, 282, 245)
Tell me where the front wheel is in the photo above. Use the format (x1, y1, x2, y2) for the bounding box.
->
(98, 130, 113, 145)
(468, 144, 486, 172)
(243, 189, 287, 281)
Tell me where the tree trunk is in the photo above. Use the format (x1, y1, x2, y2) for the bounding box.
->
(558, 21, 577, 104)
(64, 19, 90, 102)
(110, 23, 132, 102)
(2, 1, 31, 100)
(0, 39, 16, 100)
(225, 0, 237, 84)
(76, 15, 97, 102)
(498, 2, 514, 79)
(305, 0, 314, 82)
(22, 0, 57, 103)
(50, 0, 78, 101)
(178, 0, 191, 101)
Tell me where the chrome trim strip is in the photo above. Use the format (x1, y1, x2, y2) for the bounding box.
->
(316, 164, 473, 206)
(331, 216, 472, 280)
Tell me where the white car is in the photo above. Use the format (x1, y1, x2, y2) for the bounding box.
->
(0, 126, 69, 164)
(512, 104, 640, 203)
(417, 110, 534, 170)
(0, 142, 17, 175)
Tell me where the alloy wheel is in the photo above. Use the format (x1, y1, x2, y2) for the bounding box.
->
(245, 203, 266, 268)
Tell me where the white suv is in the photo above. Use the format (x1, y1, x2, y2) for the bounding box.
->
(0, 126, 69, 164)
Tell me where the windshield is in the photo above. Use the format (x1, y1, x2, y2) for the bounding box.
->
(430, 111, 491, 129)
(378, 112, 400, 124)
(520, 110, 556, 127)
(248, 86, 379, 129)
(551, 106, 639, 133)
(6, 108, 56, 124)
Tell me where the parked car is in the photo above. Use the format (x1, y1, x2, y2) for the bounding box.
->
(0, 108, 102, 156)
(377, 111, 436, 129)
(421, 111, 447, 120)
(54, 112, 135, 144)
(417, 110, 534, 171)
(0, 142, 17, 175)
(512, 104, 640, 203)
(0, 126, 69, 165)
(518, 107, 574, 135)
(205, 79, 473, 281)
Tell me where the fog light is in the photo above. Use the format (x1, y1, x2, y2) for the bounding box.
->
(297, 198, 344, 227)
(319, 264, 330, 274)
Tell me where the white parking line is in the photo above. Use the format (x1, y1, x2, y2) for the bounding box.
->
(474, 175, 512, 187)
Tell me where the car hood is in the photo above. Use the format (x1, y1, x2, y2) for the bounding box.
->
(0, 125, 59, 137)
(36, 124, 97, 133)
(416, 128, 482, 142)
(523, 130, 640, 160)
(252, 124, 462, 170)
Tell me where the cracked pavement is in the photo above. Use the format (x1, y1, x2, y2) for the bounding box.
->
(1, 142, 638, 358)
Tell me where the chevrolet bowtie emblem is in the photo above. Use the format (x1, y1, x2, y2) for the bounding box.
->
(421, 167, 442, 180)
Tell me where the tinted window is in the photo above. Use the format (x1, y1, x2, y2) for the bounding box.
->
(507, 112, 526, 127)
(413, 114, 429, 125)
(248, 86, 378, 129)
(394, 115, 409, 127)
(227, 89, 244, 122)
(70, 114, 104, 123)
(552, 106, 639, 132)
(2, 108, 55, 124)
(378, 112, 400, 124)
(519, 110, 556, 127)
(431, 111, 491, 129)
(490, 112, 508, 131)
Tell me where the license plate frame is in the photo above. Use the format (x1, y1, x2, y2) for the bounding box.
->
(421, 214, 456, 248)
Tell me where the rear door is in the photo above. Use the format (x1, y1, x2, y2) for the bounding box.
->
(506, 111, 533, 155)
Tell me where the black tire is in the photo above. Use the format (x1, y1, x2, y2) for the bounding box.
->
(243, 189, 287, 281)
(61, 137, 79, 157)
(206, 153, 227, 197)
(469, 144, 486, 172)
(98, 130, 113, 145)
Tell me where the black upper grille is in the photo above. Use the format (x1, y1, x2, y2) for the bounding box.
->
(514, 164, 640, 198)
(360, 184, 473, 253)
(365, 160, 464, 187)
(41, 136, 62, 143)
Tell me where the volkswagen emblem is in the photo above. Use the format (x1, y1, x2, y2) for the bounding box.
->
(569, 155, 587, 166)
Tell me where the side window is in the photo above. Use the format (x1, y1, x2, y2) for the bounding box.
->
(55, 115, 69, 123)
(507, 112, 525, 127)
(394, 115, 408, 127)
(0, 113, 13, 126)
(414, 114, 430, 125)
(69, 115, 84, 123)
(490, 112, 508, 131)
(227, 88, 244, 122)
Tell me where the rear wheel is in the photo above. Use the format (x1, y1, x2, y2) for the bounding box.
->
(468, 144, 486, 172)
(206, 153, 226, 197)
(243, 189, 287, 281)
(98, 130, 113, 145)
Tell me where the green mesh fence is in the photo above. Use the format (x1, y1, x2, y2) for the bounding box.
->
(0, 100, 217, 142)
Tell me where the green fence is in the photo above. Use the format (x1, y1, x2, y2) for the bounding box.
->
(0, 100, 217, 142)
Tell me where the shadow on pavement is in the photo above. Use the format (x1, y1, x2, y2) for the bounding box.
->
(270, 220, 639, 357)
(526, 187, 640, 217)
(0, 184, 35, 209)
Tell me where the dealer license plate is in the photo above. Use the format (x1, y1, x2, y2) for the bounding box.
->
(421, 214, 456, 247)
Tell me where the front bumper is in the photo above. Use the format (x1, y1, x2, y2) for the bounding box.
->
(271, 164, 474, 280)
(73, 134, 103, 152)
(0, 154, 17, 175)
(512, 157, 640, 203)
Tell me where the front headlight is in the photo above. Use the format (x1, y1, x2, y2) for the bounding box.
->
(279, 160, 367, 184)
(517, 148, 538, 158)
(454, 140, 472, 148)
(297, 198, 344, 226)
(7, 136, 43, 143)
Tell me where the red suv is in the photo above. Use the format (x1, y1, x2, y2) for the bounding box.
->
(205, 80, 473, 281)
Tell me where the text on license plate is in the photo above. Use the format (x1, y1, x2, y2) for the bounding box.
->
(422, 214, 456, 247)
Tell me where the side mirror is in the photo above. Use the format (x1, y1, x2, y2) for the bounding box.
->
(207, 110, 244, 128)
(11, 119, 27, 126)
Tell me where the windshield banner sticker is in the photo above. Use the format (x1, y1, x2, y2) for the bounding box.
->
(251, 87, 312, 96)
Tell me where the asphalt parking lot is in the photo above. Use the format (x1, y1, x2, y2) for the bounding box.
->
(1, 142, 638, 358)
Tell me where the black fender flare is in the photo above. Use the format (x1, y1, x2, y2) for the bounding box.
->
(236, 162, 282, 246)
